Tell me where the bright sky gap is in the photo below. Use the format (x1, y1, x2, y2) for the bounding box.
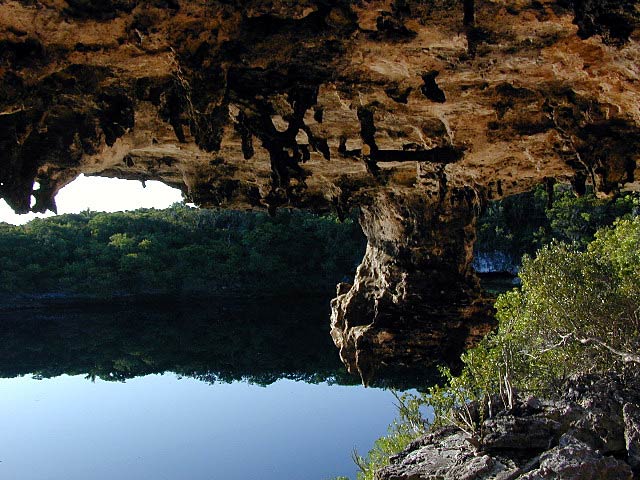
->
(0, 175, 184, 225)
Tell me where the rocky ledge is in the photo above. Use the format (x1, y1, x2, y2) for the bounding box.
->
(378, 370, 640, 479)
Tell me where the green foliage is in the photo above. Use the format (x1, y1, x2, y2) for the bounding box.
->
(427, 217, 640, 427)
(476, 186, 548, 258)
(475, 184, 639, 263)
(545, 188, 639, 247)
(352, 392, 427, 480)
(498, 221, 640, 388)
(0, 204, 366, 299)
(352, 427, 415, 480)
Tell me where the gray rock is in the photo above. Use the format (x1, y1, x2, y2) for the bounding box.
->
(519, 435, 633, 480)
(375, 371, 640, 480)
(378, 446, 517, 480)
(482, 416, 560, 451)
(623, 402, 640, 471)
(472, 251, 519, 275)
(376, 429, 471, 480)
(524, 396, 542, 412)
(561, 372, 629, 453)
(445, 454, 517, 480)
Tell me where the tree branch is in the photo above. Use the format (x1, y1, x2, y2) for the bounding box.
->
(577, 337, 640, 364)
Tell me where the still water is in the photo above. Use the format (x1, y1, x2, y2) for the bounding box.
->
(0, 298, 416, 480)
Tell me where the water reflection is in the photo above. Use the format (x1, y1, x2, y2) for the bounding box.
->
(0, 297, 432, 480)
(0, 297, 437, 389)
(0, 298, 339, 383)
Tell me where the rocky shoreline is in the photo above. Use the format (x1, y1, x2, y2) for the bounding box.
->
(377, 371, 639, 479)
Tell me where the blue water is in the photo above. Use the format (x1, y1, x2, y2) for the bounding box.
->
(0, 373, 403, 480)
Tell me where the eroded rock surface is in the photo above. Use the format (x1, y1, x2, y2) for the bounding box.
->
(1, 0, 640, 375)
(377, 370, 640, 480)
(330, 174, 494, 381)
(624, 403, 640, 473)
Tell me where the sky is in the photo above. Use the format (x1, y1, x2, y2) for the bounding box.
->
(0, 175, 184, 225)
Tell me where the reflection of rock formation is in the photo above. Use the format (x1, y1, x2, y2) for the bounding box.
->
(331, 169, 494, 381)
(0, 299, 437, 388)
(1, 1, 640, 375)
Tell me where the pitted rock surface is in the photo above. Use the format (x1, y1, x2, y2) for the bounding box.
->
(518, 434, 633, 480)
(624, 403, 640, 473)
(376, 371, 639, 480)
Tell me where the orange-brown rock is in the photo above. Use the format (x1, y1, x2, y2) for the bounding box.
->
(1, 0, 639, 378)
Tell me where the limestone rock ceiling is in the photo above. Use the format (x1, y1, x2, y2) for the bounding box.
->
(1, 0, 639, 378)
(0, 0, 638, 214)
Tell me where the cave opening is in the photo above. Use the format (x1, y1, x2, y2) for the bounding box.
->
(0, 174, 368, 302)
(0, 174, 183, 225)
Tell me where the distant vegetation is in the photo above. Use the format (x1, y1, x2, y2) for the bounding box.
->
(0, 204, 366, 300)
(475, 184, 639, 268)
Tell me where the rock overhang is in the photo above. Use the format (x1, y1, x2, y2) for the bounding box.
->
(1, 0, 639, 378)
(1, 0, 639, 213)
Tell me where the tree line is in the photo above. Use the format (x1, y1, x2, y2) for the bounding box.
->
(475, 184, 639, 266)
(0, 204, 366, 299)
(2, 185, 637, 300)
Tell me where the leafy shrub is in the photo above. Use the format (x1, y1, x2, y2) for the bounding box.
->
(429, 217, 640, 430)
(546, 188, 639, 246)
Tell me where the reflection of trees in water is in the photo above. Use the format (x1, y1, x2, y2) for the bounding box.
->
(0, 298, 357, 386)
(0, 298, 440, 390)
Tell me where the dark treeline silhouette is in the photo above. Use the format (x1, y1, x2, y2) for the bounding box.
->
(475, 185, 639, 266)
(0, 299, 435, 389)
(0, 204, 366, 300)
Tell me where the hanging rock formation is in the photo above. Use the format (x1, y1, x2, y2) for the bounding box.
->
(330, 171, 494, 382)
(1, 0, 639, 378)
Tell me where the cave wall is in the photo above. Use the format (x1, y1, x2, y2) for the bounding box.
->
(1, 0, 639, 377)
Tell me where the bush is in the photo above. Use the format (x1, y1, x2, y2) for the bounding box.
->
(427, 217, 640, 431)
(546, 188, 639, 247)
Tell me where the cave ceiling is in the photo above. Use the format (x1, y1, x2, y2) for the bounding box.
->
(0, 0, 638, 215)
